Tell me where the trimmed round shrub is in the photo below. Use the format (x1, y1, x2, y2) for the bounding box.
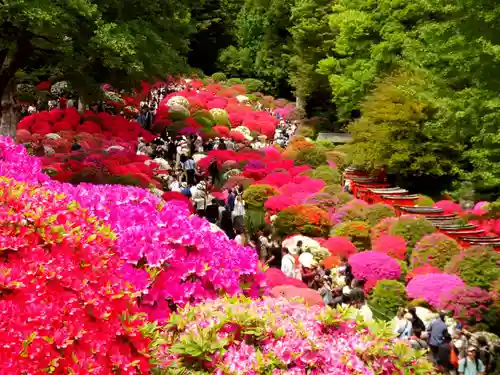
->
(227, 77, 243, 85)
(243, 78, 264, 93)
(211, 72, 227, 82)
(295, 147, 328, 168)
(389, 217, 436, 250)
(348, 251, 401, 282)
(441, 286, 495, 330)
(365, 204, 396, 226)
(369, 280, 408, 320)
(411, 233, 461, 269)
(298, 126, 315, 138)
(320, 237, 358, 258)
(371, 217, 399, 241)
(308, 165, 341, 185)
(406, 273, 465, 309)
(242, 184, 279, 210)
(334, 221, 371, 250)
(322, 184, 342, 195)
(209, 108, 230, 126)
(332, 192, 354, 206)
(304, 192, 338, 212)
(372, 235, 407, 261)
(444, 246, 500, 291)
(274, 204, 332, 237)
(332, 199, 370, 224)
(325, 150, 347, 169)
(415, 195, 435, 207)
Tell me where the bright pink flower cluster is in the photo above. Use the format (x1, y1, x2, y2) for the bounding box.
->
(348, 251, 401, 282)
(1, 136, 265, 323)
(406, 273, 465, 309)
(155, 297, 436, 374)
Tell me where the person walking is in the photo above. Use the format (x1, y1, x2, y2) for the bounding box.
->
(458, 346, 485, 375)
(428, 311, 449, 360)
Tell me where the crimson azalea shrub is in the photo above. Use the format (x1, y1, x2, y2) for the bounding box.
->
(411, 233, 461, 269)
(372, 235, 407, 260)
(307, 165, 341, 185)
(368, 280, 408, 320)
(444, 246, 500, 291)
(295, 146, 328, 168)
(441, 286, 495, 331)
(389, 217, 436, 250)
(406, 264, 442, 282)
(242, 184, 279, 209)
(0, 178, 151, 374)
(434, 200, 463, 215)
(406, 273, 465, 310)
(274, 204, 332, 237)
(152, 297, 437, 374)
(348, 251, 401, 282)
(365, 204, 396, 226)
(319, 237, 358, 258)
(333, 221, 371, 250)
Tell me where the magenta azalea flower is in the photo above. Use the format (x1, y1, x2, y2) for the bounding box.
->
(348, 251, 401, 282)
(406, 273, 465, 309)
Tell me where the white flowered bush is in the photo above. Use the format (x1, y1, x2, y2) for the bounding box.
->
(167, 95, 189, 109)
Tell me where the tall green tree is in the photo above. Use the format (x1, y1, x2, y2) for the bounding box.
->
(218, 0, 294, 96)
(319, 0, 500, 199)
(0, 0, 193, 137)
(346, 70, 463, 194)
(288, 0, 334, 119)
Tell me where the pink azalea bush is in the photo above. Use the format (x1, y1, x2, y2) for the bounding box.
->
(317, 237, 358, 258)
(153, 297, 437, 374)
(406, 273, 465, 309)
(1, 137, 265, 323)
(348, 251, 401, 282)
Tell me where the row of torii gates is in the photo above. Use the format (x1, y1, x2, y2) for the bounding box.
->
(343, 167, 500, 251)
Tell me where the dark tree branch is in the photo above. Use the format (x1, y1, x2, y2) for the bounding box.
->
(0, 35, 33, 99)
(0, 49, 8, 69)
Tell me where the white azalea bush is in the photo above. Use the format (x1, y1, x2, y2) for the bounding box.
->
(209, 108, 230, 126)
(167, 95, 190, 109)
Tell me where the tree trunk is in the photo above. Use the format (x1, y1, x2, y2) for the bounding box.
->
(0, 78, 20, 139)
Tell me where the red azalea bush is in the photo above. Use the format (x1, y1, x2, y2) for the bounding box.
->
(406, 264, 442, 282)
(264, 268, 308, 289)
(441, 286, 494, 329)
(348, 251, 402, 283)
(273, 204, 332, 237)
(0, 178, 150, 374)
(317, 237, 358, 258)
(372, 235, 407, 261)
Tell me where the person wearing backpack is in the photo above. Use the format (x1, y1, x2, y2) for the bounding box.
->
(476, 336, 493, 374)
(458, 346, 486, 375)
